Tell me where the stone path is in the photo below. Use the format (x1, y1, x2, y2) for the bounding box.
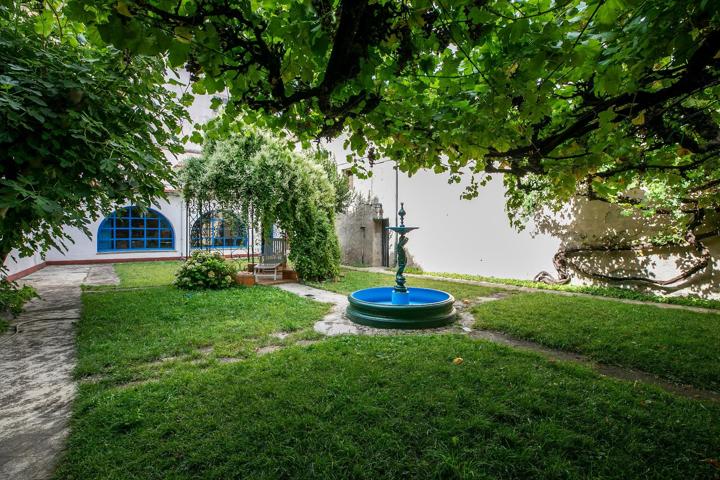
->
(0, 265, 118, 480)
(276, 283, 720, 403)
(343, 266, 720, 315)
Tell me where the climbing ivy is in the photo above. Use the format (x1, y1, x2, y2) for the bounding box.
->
(181, 130, 341, 281)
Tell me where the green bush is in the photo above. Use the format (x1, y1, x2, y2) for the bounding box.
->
(181, 130, 341, 282)
(174, 251, 237, 290)
(0, 280, 38, 316)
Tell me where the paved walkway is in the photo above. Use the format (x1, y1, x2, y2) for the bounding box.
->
(276, 283, 720, 403)
(0, 265, 118, 480)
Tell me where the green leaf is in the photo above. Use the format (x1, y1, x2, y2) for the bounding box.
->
(34, 9, 55, 37)
(168, 41, 190, 67)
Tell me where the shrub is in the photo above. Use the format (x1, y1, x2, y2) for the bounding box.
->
(181, 130, 341, 282)
(174, 251, 237, 290)
(0, 280, 38, 316)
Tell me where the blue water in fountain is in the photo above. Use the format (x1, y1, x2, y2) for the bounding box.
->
(350, 286, 452, 306)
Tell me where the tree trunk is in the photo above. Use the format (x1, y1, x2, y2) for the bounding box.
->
(534, 209, 717, 287)
(0, 244, 13, 280)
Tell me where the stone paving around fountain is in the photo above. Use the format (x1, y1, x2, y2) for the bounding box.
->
(0, 265, 119, 480)
(276, 283, 474, 337)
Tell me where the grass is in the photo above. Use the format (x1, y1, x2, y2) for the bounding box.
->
(308, 268, 511, 301)
(473, 292, 720, 391)
(76, 285, 329, 382)
(415, 270, 720, 310)
(57, 262, 720, 478)
(0, 318, 7, 334)
(113, 260, 182, 287)
(57, 335, 720, 479)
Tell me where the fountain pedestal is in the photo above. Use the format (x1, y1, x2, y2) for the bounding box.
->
(391, 290, 409, 305)
(346, 203, 456, 329)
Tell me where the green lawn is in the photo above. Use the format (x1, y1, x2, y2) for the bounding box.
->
(57, 335, 720, 479)
(309, 268, 511, 301)
(473, 292, 720, 391)
(113, 260, 182, 287)
(77, 285, 329, 382)
(99, 259, 250, 289)
(57, 263, 720, 479)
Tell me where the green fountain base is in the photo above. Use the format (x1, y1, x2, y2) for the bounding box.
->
(346, 287, 456, 329)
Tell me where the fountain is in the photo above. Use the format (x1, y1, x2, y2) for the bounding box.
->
(346, 203, 456, 329)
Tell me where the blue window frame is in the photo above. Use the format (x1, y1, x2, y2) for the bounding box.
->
(191, 210, 247, 250)
(97, 206, 174, 252)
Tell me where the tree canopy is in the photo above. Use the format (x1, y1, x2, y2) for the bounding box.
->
(0, 2, 188, 267)
(34, 0, 720, 284)
(67, 0, 720, 212)
(181, 130, 342, 281)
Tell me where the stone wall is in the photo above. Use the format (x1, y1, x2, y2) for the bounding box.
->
(335, 195, 387, 267)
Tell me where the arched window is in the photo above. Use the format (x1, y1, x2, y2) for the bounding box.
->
(97, 206, 174, 252)
(191, 210, 247, 249)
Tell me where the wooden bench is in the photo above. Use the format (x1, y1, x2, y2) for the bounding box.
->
(254, 259, 284, 281)
(253, 240, 287, 281)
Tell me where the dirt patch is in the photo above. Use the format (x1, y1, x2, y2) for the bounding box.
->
(217, 357, 244, 364)
(256, 345, 283, 356)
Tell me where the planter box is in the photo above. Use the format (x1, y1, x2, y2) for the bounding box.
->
(234, 272, 256, 286)
(282, 269, 298, 281)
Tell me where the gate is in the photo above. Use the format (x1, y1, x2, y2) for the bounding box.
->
(185, 198, 260, 262)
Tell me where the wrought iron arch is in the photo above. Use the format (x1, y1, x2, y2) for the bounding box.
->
(185, 198, 260, 261)
(191, 209, 247, 249)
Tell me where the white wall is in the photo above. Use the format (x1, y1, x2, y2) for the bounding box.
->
(325, 138, 719, 298)
(325, 140, 560, 278)
(3, 251, 45, 278)
(44, 195, 187, 263)
(3, 195, 187, 278)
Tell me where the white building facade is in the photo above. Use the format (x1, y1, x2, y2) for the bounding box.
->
(3, 71, 259, 281)
(3, 189, 267, 280)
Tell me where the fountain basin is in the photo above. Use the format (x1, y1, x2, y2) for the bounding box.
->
(347, 287, 456, 329)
